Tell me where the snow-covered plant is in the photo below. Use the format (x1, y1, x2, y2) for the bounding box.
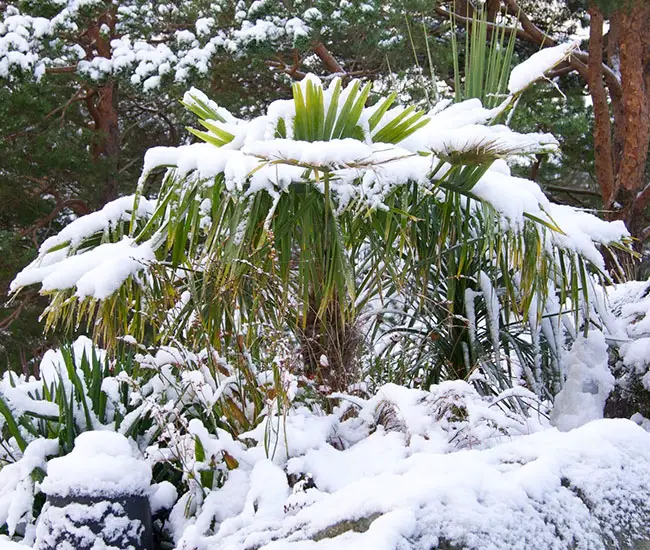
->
(11, 54, 631, 400)
(101, 337, 301, 541)
(0, 338, 143, 458)
(0, 338, 153, 539)
(0, 333, 300, 542)
(12, 76, 433, 392)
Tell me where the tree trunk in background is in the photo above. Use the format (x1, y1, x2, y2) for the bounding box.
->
(453, 0, 470, 18)
(83, 8, 121, 203)
(86, 82, 121, 203)
(607, 3, 650, 244)
(586, 7, 616, 209)
(486, 0, 500, 22)
(588, 2, 650, 257)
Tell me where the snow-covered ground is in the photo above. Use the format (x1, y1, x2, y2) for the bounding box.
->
(2, 375, 650, 549)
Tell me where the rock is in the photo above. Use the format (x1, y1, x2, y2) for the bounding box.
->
(312, 513, 382, 541)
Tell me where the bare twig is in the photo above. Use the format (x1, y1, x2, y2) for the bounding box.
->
(19, 198, 91, 238)
(0, 290, 38, 331)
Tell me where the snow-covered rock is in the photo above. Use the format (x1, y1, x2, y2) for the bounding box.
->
(179, 417, 650, 550)
(162, 384, 650, 550)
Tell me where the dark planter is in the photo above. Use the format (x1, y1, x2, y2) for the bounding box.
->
(36, 492, 154, 550)
(34, 432, 155, 550)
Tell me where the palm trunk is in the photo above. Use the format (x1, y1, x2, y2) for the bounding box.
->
(300, 294, 360, 393)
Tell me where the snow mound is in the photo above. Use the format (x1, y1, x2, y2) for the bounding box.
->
(551, 330, 614, 431)
(169, 384, 650, 550)
(179, 419, 650, 550)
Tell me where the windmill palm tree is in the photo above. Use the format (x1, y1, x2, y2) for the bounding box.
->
(11, 70, 629, 398)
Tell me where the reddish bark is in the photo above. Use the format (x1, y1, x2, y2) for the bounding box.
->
(606, 3, 650, 245)
(312, 42, 345, 74)
(81, 7, 121, 202)
(85, 82, 121, 202)
(586, 7, 616, 209)
(615, 7, 650, 194)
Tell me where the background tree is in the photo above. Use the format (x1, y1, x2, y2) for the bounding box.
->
(443, 0, 650, 262)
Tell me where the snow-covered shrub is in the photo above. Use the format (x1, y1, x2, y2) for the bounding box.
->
(0, 338, 149, 541)
(0, 333, 304, 544)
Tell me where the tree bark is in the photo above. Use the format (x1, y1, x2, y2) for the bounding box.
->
(492, 0, 649, 252)
(82, 10, 121, 203)
(586, 7, 616, 209)
(486, 0, 500, 22)
(85, 82, 121, 202)
(607, 3, 650, 245)
(312, 42, 345, 74)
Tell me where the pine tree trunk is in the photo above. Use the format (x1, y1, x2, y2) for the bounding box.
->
(86, 82, 121, 203)
(609, 4, 650, 243)
(83, 9, 121, 203)
(588, 2, 650, 266)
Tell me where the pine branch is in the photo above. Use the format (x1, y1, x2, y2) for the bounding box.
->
(312, 42, 345, 74)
